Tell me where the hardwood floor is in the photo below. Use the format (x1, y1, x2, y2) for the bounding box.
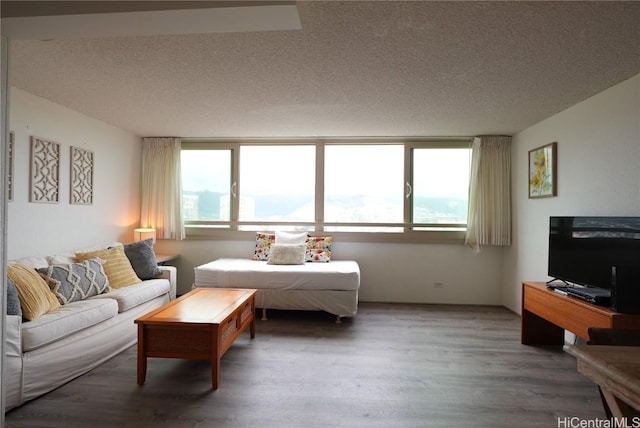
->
(5, 303, 605, 427)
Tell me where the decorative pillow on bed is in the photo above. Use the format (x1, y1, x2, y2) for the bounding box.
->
(275, 230, 308, 244)
(37, 257, 111, 305)
(253, 232, 276, 261)
(306, 236, 333, 262)
(267, 244, 307, 265)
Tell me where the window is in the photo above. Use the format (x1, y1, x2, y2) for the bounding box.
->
(324, 145, 404, 232)
(181, 148, 232, 223)
(411, 146, 471, 230)
(181, 139, 471, 242)
(238, 145, 315, 228)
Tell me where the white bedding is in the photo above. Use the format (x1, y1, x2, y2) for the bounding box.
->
(193, 258, 360, 319)
(194, 258, 360, 291)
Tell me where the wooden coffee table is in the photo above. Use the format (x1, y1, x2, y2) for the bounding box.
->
(135, 287, 257, 389)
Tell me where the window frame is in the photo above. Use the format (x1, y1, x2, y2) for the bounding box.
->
(181, 137, 472, 244)
(406, 141, 472, 231)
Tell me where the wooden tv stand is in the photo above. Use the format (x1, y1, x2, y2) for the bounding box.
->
(521, 281, 640, 345)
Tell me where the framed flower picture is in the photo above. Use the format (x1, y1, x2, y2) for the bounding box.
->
(528, 142, 557, 199)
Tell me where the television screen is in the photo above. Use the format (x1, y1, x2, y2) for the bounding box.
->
(548, 216, 640, 289)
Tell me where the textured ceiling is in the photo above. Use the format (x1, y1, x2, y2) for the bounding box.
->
(6, 1, 640, 138)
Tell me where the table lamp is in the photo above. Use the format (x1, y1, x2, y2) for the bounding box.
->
(134, 228, 156, 243)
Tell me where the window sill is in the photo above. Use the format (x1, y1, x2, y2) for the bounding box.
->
(184, 227, 466, 244)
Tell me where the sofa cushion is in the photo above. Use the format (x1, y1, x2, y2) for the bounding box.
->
(46, 252, 78, 265)
(89, 278, 170, 312)
(46, 242, 123, 265)
(76, 245, 141, 288)
(8, 264, 61, 321)
(21, 298, 118, 352)
(8, 256, 48, 269)
(6, 277, 22, 316)
(37, 257, 111, 305)
(123, 239, 162, 280)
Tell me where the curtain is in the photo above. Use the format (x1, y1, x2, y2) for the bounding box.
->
(140, 137, 185, 240)
(465, 136, 511, 251)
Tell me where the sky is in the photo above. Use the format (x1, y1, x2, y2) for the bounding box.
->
(181, 144, 470, 198)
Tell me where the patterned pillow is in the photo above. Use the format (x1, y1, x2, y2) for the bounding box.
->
(6, 277, 22, 316)
(253, 232, 275, 261)
(7, 264, 61, 321)
(267, 244, 307, 265)
(123, 238, 162, 279)
(76, 245, 141, 288)
(37, 258, 111, 305)
(306, 236, 333, 262)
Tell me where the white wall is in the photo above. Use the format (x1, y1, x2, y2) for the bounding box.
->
(154, 238, 505, 303)
(16, 72, 638, 308)
(8, 88, 142, 259)
(503, 73, 640, 314)
(8, 87, 506, 306)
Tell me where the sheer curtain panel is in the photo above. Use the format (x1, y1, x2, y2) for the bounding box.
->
(140, 137, 185, 240)
(465, 136, 511, 250)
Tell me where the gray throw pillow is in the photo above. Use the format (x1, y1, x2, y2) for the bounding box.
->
(38, 258, 111, 305)
(123, 239, 162, 280)
(7, 277, 22, 316)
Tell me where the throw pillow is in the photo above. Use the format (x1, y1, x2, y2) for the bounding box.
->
(275, 230, 308, 245)
(123, 238, 162, 280)
(37, 257, 111, 305)
(8, 264, 60, 320)
(76, 245, 141, 288)
(253, 232, 275, 261)
(46, 253, 78, 265)
(306, 236, 333, 262)
(267, 244, 307, 265)
(6, 277, 22, 317)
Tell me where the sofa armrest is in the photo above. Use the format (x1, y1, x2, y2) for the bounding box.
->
(155, 266, 177, 300)
(5, 314, 24, 411)
(5, 314, 22, 357)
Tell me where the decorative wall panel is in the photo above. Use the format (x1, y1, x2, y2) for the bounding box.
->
(70, 146, 94, 205)
(30, 136, 61, 203)
(8, 131, 14, 201)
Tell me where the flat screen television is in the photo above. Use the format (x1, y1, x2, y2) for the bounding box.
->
(548, 216, 640, 289)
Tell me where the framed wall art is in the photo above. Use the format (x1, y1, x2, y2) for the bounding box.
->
(70, 146, 94, 205)
(30, 136, 61, 203)
(528, 142, 557, 199)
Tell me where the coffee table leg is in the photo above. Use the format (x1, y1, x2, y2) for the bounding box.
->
(211, 331, 220, 389)
(211, 357, 221, 389)
(137, 325, 147, 385)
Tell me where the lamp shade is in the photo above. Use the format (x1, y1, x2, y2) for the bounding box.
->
(134, 228, 156, 243)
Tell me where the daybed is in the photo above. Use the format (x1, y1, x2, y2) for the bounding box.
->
(4, 240, 176, 411)
(194, 258, 360, 322)
(193, 232, 360, 323)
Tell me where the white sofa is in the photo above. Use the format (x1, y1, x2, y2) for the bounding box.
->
(4, 243, 176, 412)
